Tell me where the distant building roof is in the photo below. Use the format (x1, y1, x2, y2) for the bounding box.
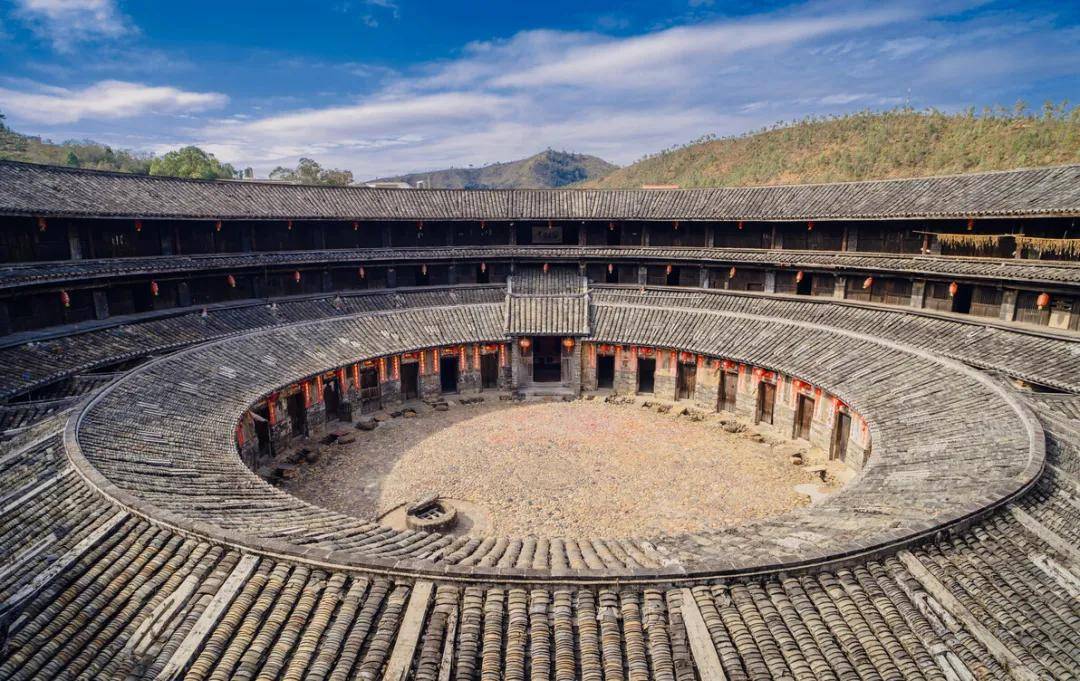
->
(0, 160, 1078, 220)
(359, 180, 412, 189)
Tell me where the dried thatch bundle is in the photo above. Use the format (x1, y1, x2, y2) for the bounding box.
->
(1014, 235, 1080, 257)
(935, 233, 1001, 251)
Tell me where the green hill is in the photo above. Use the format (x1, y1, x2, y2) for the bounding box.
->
(0, 117, 153, 174)
(582, 105, 1080, 189)
(371, 149, 618, 189)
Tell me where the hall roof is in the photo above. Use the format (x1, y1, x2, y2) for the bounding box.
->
(1, 160, 1079, 221)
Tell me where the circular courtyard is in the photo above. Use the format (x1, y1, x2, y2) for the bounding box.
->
(282, 398, 838, 538)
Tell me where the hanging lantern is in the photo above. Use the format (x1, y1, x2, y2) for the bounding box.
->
(543, 263, 550, 273)
(795, 271, 804, 283)
(665, 264, 673, 275)
(358, 266, 366, 280)
(807, 221, 814, 232)
(37, 217, 47, 232)
(421, 264, 428, 276)
(1037, 292, 1050, 310)
(480, 220, 486, 230)
(737, 220, 744, 230)
(673, 220, 679, 231)
(215, 220, 222, 232)
(150, 280, 160, 297)
(480, 262, 487, 273)
(287, 220, 293, 231)
(60, 290, 71, 308)
(607, 263, 614, 274)
(608, 221, 615, 231)
(227, 274, 237, 288)
(966, 218, 975, 231)
(417, 220, 424, 231)
(293, 270, 301, 284)
(862, 276, 874, 289)
(728, 266, 736, 279)
(948, 281, 958, 297)
(135, 220, 143, 233)
(562, 337, 575, 350)
(353, 221, 359, 231)
(519, 337, 532, 351)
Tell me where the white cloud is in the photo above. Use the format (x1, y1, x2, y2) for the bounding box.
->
(0, 80, 227, 124)
(14, 0, 133, 51)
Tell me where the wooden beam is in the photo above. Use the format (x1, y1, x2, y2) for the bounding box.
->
(382, 580, 435, 681)
(2, 510, 126, 624)
(897, 551, 1041, 681)
(1010, 506, 1080, 565)
(155, 553, 259, 681)
(677, 588, 727, 681)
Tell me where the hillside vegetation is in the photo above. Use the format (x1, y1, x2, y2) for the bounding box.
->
(0, 113, 153, 174)
(373, 149, 617, 188)
(583, 104, 1080, 188)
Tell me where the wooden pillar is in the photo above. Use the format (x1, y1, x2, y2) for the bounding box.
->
(1000, 289, 1018, 322)
(910, 279, 927, 308)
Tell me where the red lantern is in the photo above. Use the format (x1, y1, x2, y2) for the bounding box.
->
(607, 263, 614, 274)
(358, 266, 366, 280)
(737, 220, 744, 230)
(608, 221, 615, 231)
(480, 220, 486, 230)
(562, 337, 575, 350)
(519, 337, 532, 351)
(60, 290, 70, 308)
(807, 221, 814, 231)
(967, 218, 975, 231)
(795, 271, 804, 283)
(353, 221, 359, 231)
(37, 217, 47, 232)
(215, 220, 222, 232)
(135, 220, 143, 233)
(673, 220, 679, 231)
(480, 262, 487, 273)
(948, 281, 958, 297)
(665, 264, 673, 275)
(1037, 292, 1050, 310)
(293, 270, 301, 284)
(420, 264, 428, 276)
(862, 276, 874, 289)
(543, 263, 550, 273)
(150, 280, 160, 297)
(227, 274, 236, 288)
(728, 267, 736, 279)
(287, 220, 293, 231)
(417, 220, 424, 231)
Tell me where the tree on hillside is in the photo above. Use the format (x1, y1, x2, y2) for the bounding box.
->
(269, 157, 354, 186)
(150, 146, 237, 180)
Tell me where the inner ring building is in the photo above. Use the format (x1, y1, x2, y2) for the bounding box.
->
(0, 160, 1077, 680)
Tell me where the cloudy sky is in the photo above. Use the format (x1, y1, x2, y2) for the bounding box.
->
(0, 0, 1077, 179)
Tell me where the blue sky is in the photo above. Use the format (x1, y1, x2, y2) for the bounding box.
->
(0, 0, 1077, 179)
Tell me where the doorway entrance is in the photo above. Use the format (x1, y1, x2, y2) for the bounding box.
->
(476, 264, 490, 284)
(480, 353, 499, 389)
(323, 376, 341, 421)
(253, 404, 271, 456)
(287, 392, 306, 436)
(832, 411, 852, 462)
(676, 361, 696, 400)
(401, 362, 420, 400)
(637, 357, 656, 394)
(718, 370, 738, 412)
(532, 337, 562, 383)
(359, 367, 381, 413)
(597, 354, 615, 389)
(951, 284, 973, 314)
(796, 274, 813, 296)
(794, 393, 815, 440)
(440, 355, 459, 393)
(756, 381, 775, 425)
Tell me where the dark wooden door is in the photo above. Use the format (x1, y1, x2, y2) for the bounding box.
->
(401, 362, 419, 400)
(756, 382, 775, 424)
(795, 394, 814, 440)
(480, 354, 499, 389)
(719, 370, 738, 412)
(832, 412, 851, 461)
(359, 368, 381, 413)
(676, 362, 696, 400)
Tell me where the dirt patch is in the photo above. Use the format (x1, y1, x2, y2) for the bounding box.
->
(282, 400, 823, 538)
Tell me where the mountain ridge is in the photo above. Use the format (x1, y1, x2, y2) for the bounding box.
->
(370, 149, 617, 189)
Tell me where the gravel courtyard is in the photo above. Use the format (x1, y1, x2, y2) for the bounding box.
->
(283, 399, 821, 538)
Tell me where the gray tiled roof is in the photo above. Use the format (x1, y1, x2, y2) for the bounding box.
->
(507, 265, 590, 335)
(2, 160, 1079, 219)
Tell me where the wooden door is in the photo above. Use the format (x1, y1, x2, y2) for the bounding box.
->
(795, 394, 814, 440)
(676, 362, 696, 400)
(718, 370, 738, 412)
(832, 412, 851, 462)
(756, 381, 775, 424)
